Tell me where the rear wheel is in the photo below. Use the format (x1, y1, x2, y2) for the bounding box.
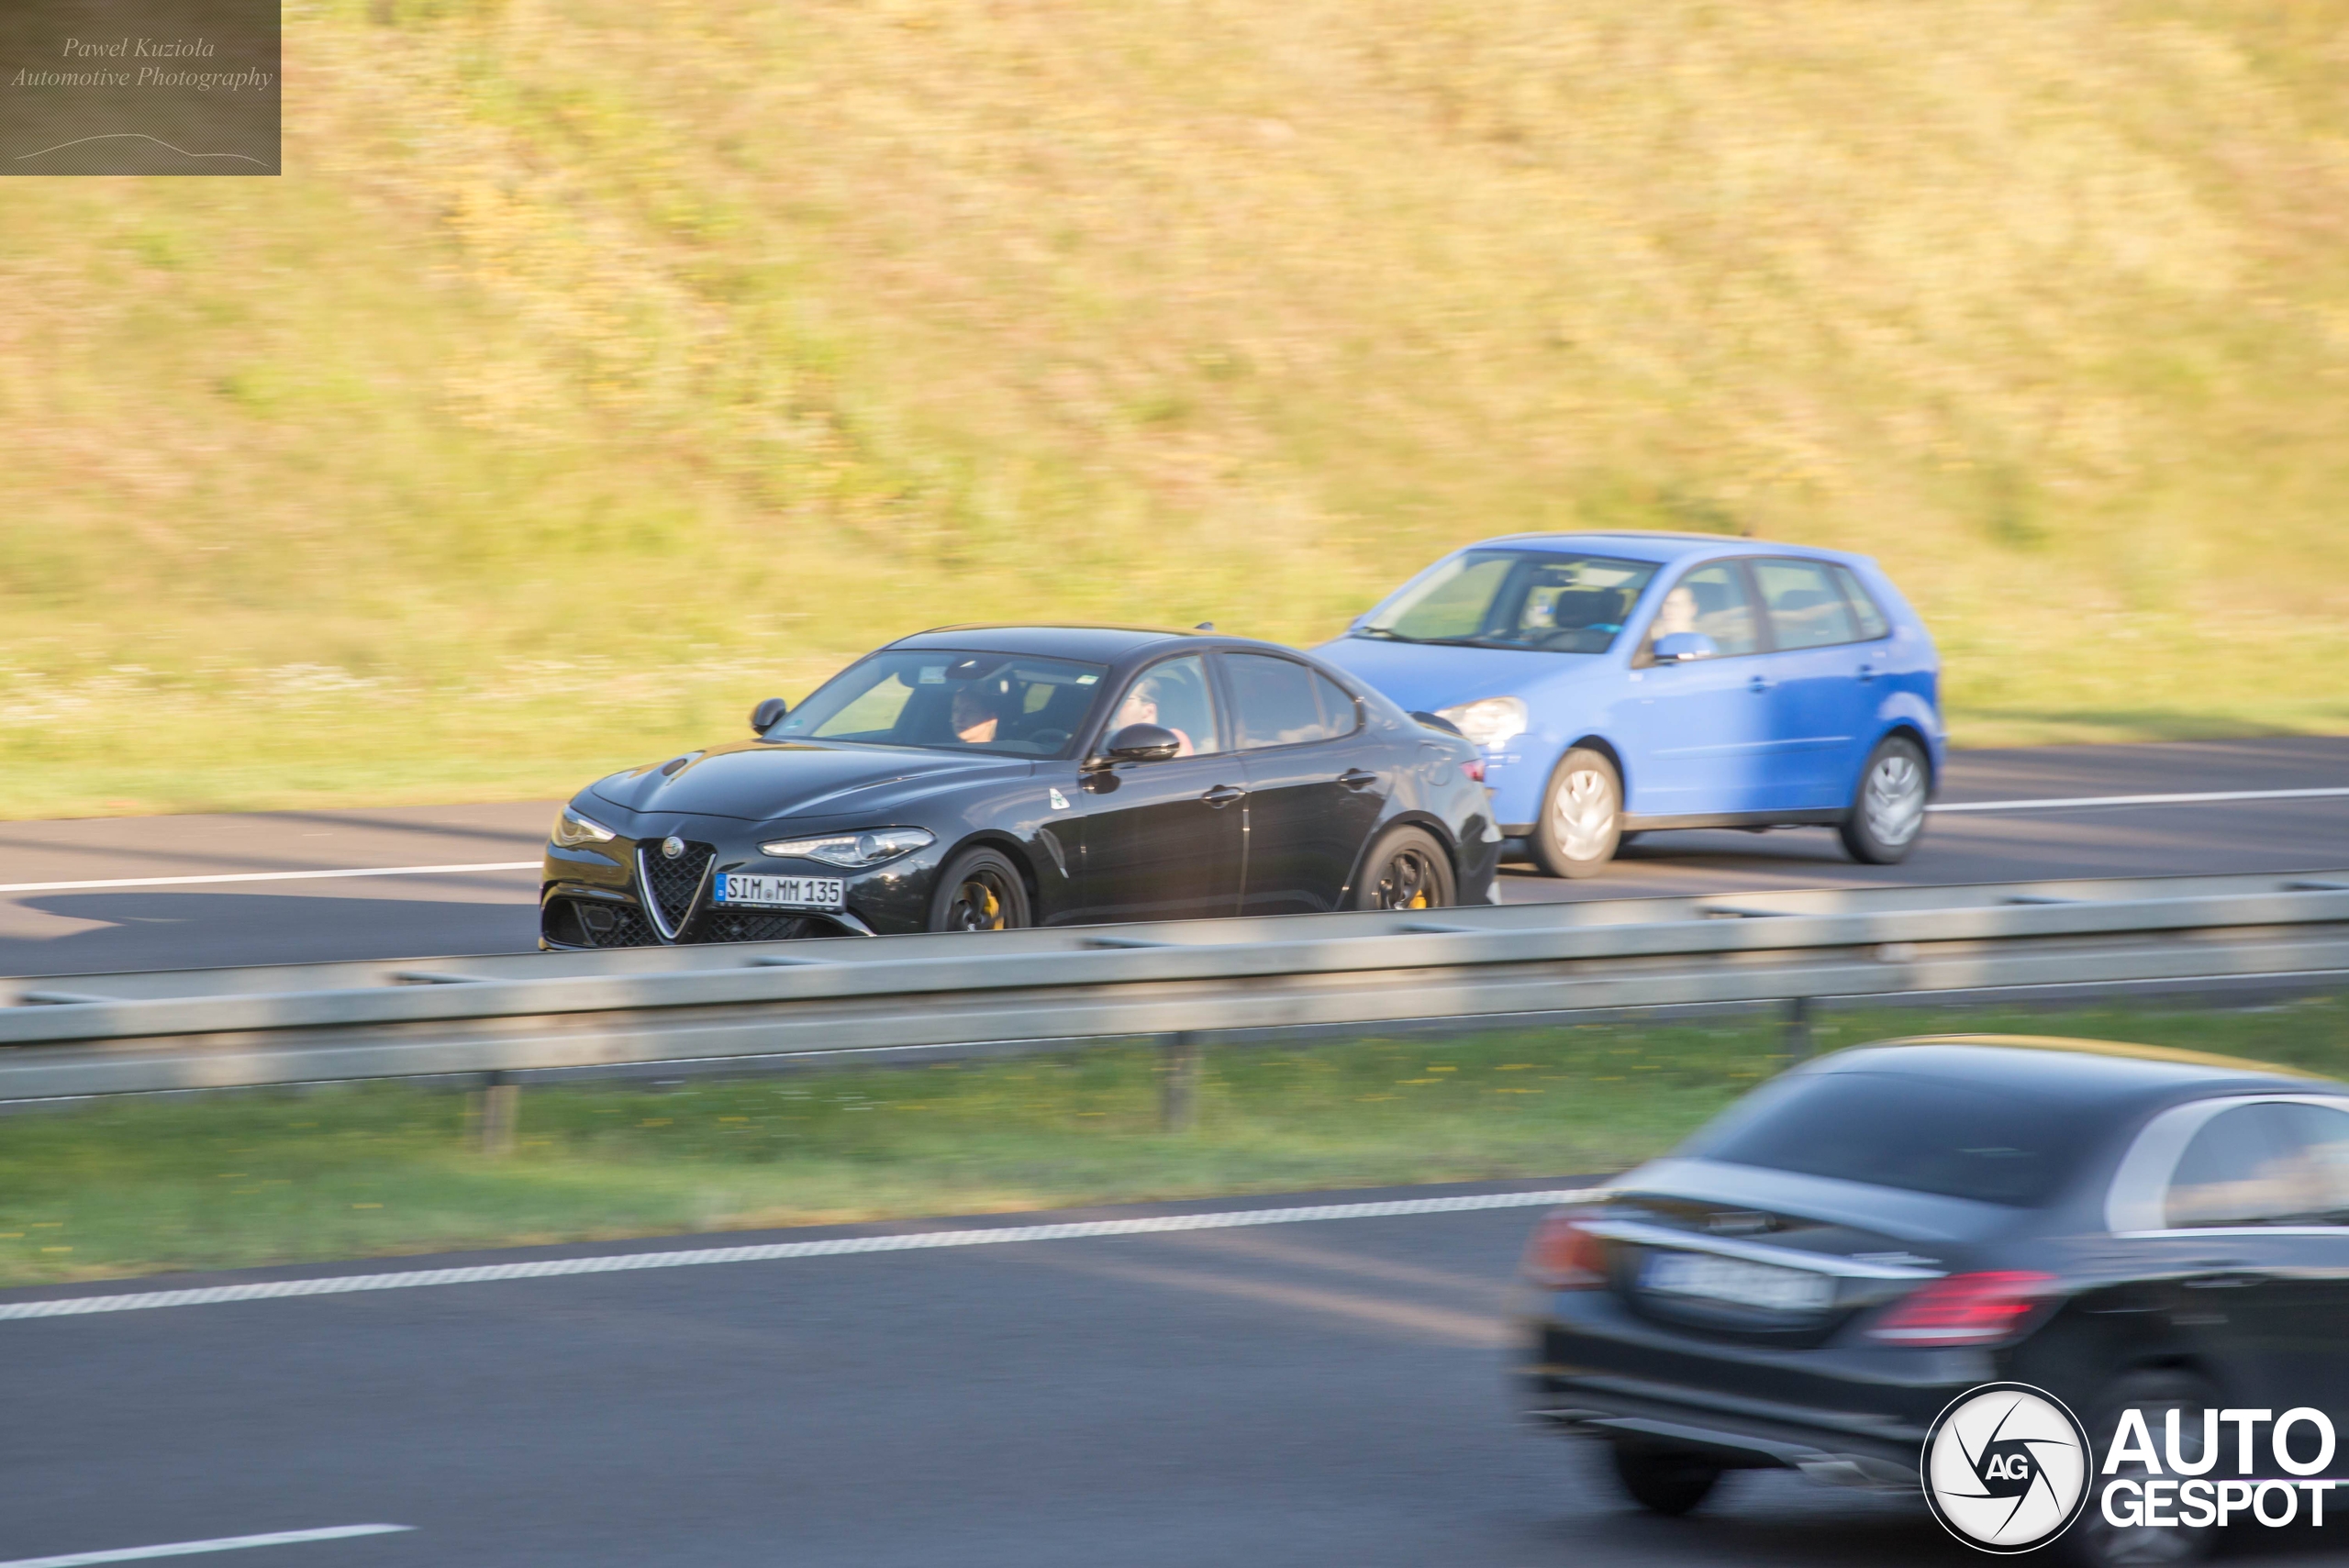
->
(1839, 735, 1929, 864)
(1531, 749, 1622, 879)
(928, 847, 1032, 932)
(1609, 1444, 1723, 1517)
(1352, 826, 1456, 911)
(2058, 1372, 2219, 1566)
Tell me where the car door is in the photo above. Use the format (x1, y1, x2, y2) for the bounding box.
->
(1748, 558, 1878, 811)
(1621, 560, 1775, 817)
(1072, 654, 1246, 923)
(2263, 1100, 2349, 1465)
(1220, 651, 1387, 916)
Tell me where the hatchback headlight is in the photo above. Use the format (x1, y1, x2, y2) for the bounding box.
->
(1436, 695, 1528, 750)
(760, 828, 936, 869)
(551, 805, 618, 847)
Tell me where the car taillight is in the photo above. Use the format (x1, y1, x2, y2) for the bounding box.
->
(1521, 1209, 1609, 1289)
(1867, 1272, 2056, 1346)
(1459, 759, 1486, 784)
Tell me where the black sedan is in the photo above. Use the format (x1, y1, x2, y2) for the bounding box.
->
(540, 624, 1499, 948)
(1518, 1035, 2349, 1565)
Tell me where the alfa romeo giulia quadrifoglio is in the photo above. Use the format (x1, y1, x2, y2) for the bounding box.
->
(540, 624, 1499, 949)
(1518, 1035, 2349, 1566)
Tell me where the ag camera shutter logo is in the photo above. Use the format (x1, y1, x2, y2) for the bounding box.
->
(1922, 1383, 2092, 1553)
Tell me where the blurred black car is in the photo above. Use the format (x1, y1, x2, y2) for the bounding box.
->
(541, 624, 1498, 948)
(1517, 1035, 2349, 1565)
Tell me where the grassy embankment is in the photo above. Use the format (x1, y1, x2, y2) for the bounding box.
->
(6, 0, 2346, 819)
(4, 997, 2344, 1288)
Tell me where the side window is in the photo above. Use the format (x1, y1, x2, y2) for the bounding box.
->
(1108, 655, 1222, 757)
(1226, 652, 1348, 749)
(1753, 559, 1861, 651)
(1828, 563, 1891, 640)
(1647, 562, 1760, 658)
(2165, 1102, 2310, 1228)
(2277, 1103, 2349, 1221)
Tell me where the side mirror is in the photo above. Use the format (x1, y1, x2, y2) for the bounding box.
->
(1652, 632, 1720, 664)
(751, 696, 788, 734)
(1097, 722, 1181, 764)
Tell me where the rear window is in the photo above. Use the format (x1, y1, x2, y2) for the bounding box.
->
(1681, 1070, 2103, 1207)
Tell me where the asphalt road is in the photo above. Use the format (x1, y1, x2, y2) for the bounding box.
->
(2, 737, 2344, 977)
(6, 1188, 2337, 1568)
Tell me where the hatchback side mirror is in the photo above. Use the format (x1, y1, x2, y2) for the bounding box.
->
(751, 696, 788, 733)
(1652, 632, 1720, 664)
(1096, 722, 1181, 764)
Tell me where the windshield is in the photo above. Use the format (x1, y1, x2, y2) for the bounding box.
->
(1681, 1069, 2109, 1207)
(767, 651, 1108, 758)
(1361, 550, 1659, 653)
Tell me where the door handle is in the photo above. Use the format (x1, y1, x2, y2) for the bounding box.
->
(1201, 784, 1247, 808)
(1337, 769, 1379, 791)
(1748, 675, 1776, 694)
(1856, 663, 1876, 683)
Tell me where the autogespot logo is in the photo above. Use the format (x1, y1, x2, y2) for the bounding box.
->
(1923, 1384, 2092, 1553)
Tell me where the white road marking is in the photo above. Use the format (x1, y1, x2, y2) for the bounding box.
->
(0, 1189, 1598, 1323)
(0, 862, 539, 895)
(1931, 786, 2349, 815)
(0, 1525, 413, 1567)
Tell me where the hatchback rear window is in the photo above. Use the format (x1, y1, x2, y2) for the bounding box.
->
(1682, 1070, 2102, 1207)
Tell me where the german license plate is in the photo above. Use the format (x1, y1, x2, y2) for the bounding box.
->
(713, 873, 845, 911)
(1643, 1251, 1833, 1312)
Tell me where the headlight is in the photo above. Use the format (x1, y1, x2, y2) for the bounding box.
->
(760, 828, 935, 869)
(1435, 695, 1528, 750)
(551, 805, 618, 847)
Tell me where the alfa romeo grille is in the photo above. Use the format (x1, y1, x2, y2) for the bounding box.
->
(638, 840, 716, 936)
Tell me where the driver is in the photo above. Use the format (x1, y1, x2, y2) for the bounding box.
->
(951, 687, 1004, 745)
(1652, 584, 1699, 640)
(1112, 676, 1197, 757)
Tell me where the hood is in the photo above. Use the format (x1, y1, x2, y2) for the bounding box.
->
(1312, 635, 1611, 715)
(591, 741, 1031, 822)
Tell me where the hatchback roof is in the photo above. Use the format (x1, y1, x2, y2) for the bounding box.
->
(1468, 530, 1859, 565)
(888, 623, 1215, 662)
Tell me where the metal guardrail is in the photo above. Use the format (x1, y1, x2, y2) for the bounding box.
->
(1, 871, 2344, 1103)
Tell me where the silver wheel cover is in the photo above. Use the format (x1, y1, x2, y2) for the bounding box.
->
(1551, 767, 1616, 861)
(1862, 751, 1927, 847)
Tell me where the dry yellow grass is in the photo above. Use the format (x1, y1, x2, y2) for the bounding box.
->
(5, 0, 2345, 816)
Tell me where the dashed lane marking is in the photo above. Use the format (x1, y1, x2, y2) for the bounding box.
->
(0, 862, 539, 895)
(1931, 786, 2349, 814)
(0, 1524, 414, 1567)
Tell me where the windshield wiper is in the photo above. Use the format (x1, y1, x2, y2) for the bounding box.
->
(1353, 627, 1419, 642)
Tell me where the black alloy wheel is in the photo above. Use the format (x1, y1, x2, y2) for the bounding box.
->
(2058, 1372, 2220, 1568)
(1839, 733, 1931, 864)
(1610, 1444, 1724, 1518)
(1532, 747, 1623, 879)
(928, 847, 1032, 933)
(1353, 826, 1456, 911)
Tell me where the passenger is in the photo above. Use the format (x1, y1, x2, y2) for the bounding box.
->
(1652, 584, 1699, 641)
(951, 687, 1004, 745)
(1112, 676, 1197, 757)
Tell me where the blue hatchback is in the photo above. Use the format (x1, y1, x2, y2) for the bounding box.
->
(1315, 532, 1944, 877)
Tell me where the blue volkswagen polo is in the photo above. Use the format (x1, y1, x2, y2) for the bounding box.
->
(1316, 532, 1944, 877)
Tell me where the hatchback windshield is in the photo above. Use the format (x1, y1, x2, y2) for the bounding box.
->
(767, 651, 1108, 758)
(1682, 1070, 2106, 1207)
(1360, 550, 1659, 653)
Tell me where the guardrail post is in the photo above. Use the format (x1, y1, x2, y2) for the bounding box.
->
(476, 1069, 519, 1157)
(1160, 1031, 1200, 1132)
(1784, 995, 1814, 1062)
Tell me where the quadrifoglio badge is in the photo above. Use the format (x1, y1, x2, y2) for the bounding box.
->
(1924, 1383, 2341, 1553)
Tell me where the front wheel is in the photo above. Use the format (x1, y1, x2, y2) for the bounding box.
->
(928, 847, 1032, 932)
(1352, 826, 1456, 911)
(1839, 735, 1929, 864)
(1531, 748, 1622, 879)
(1609, 1444, 1722, 1517)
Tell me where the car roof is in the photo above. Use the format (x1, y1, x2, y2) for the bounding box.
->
(887, 624, 1212, 662)
(1462, 530, 1864, 566)
(1815, 1033, 2330, 1103)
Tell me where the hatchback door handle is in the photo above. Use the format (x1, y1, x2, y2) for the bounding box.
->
(1201, 784, 1246, 807)
(1337, 769, 1379, 791)
(1856, 663, 1876, 683)
(1748, 675, 1776, 694)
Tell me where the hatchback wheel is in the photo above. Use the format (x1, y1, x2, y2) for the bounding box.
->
(2058, 1373, 2219, 1567)
(928, 847, 1031, 932)
(1839, 735, 1929, 864)
(1531, 748, 1622, 879)
(1610, 1444, 1723, 1517)
(1352, 826, 1456, 911)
